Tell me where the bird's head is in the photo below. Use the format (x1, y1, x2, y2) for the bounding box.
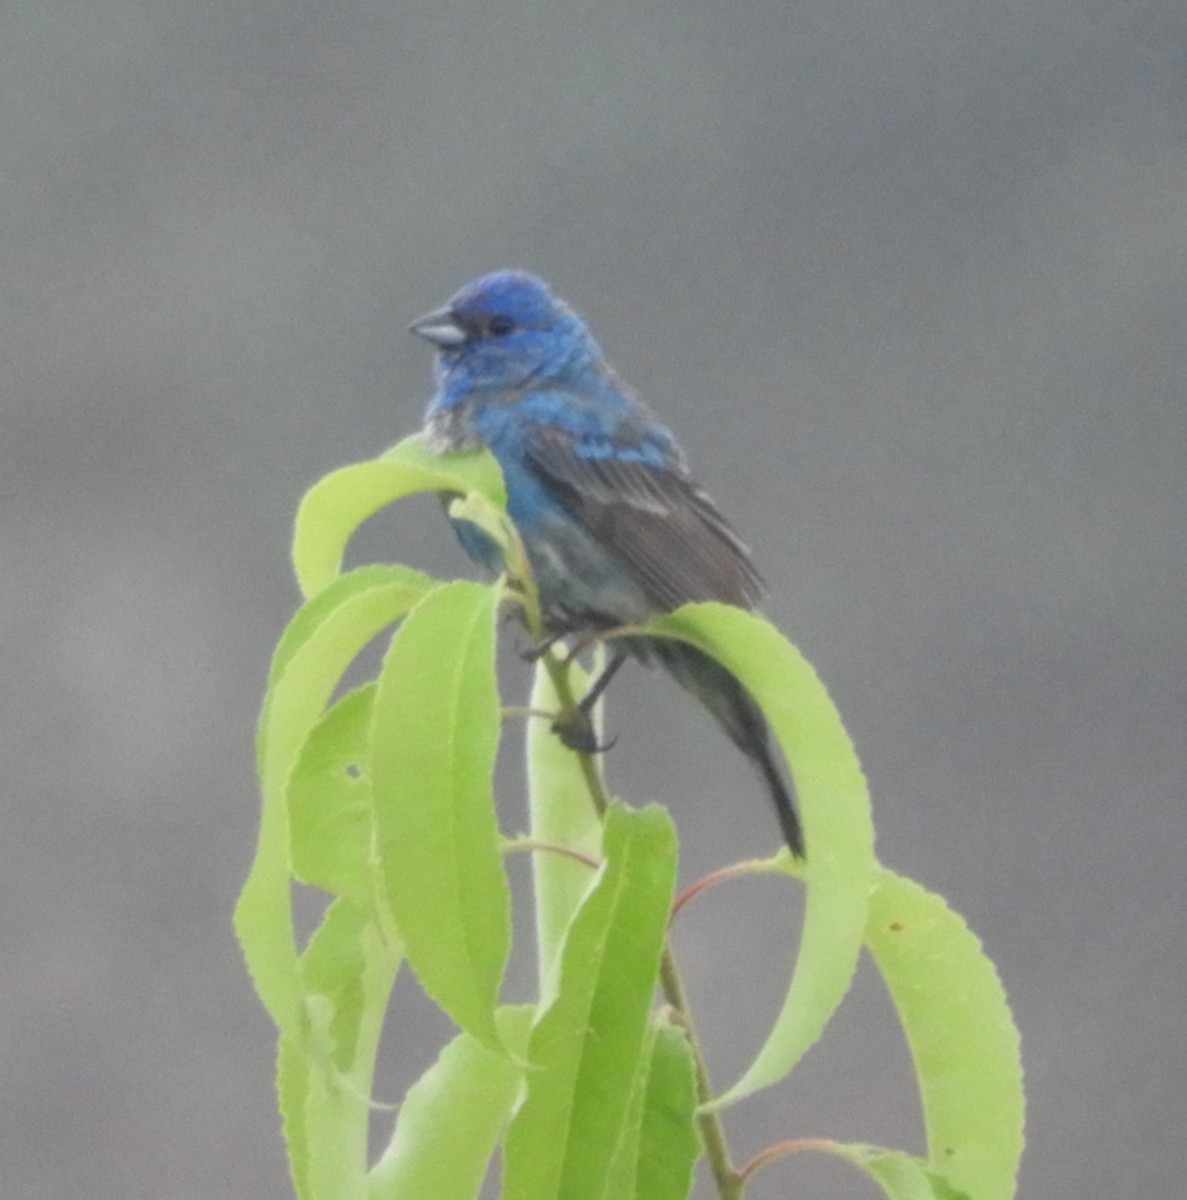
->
(411, 270, 599, 392)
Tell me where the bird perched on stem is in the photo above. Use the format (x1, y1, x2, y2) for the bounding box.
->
(411, 270, 804, 858)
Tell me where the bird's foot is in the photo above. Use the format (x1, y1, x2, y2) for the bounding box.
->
(551, 708, 618, 755)
(519, 630, 565, 663)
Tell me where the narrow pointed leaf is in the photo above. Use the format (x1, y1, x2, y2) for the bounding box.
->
(849, 1146, 964, 1200)
(526, 659, 603, 993)
(649, 603, 876, 1108)
(237, 566, 431, 1037)
(259, 564, 433, 777)
(367, 1006, 534, 1200)
(448, 489, 519, 562)
(293, 434, 504, 598)
(600, 1023, 657, 1200)
(801, 1144, 971, 1200)
(277, 899, 402, 1200)
(299, 898, 392, 1074)
(289, 684, 377, 907)
(297, 899, 401, 1200)
(370, 580, 509, 1049)
(277, 1035, 312, 1200)
(866, 869, 1024, 1200)
(502, 805, 678, 1199)
(633, 1022, 700, 1200)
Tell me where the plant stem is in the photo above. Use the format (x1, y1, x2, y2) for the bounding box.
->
(659, 947, 744, 1199)
(540, 651, 612, 817)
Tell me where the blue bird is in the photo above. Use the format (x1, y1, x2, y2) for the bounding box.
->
(411, 270, 804, 858)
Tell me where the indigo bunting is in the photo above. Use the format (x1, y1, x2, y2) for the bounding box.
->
(411, 270, 803, 857)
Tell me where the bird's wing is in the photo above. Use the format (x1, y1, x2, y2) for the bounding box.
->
(523, 421, 765, 612)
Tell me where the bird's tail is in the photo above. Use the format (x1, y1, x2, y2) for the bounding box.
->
(631, 637, 805, 858)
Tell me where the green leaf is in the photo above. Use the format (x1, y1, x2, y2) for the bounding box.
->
(237, 565, 432, 1038)
(502, 805, 678, 1200)
(852, 1145, 968, 1200)
(258, 564, 433, 777)
(745, 1141, 970, 1200)
(293, 434, 505, 598)
(289, 684, 377, 908)
(370, 580, 510, 1049)
(300, 898, 382, 1073)
(601, 1018, 700, 1200)
(634, 1022, 700, 1200)
(367, 1006, 534, 1200)
(648, 603, 876, 1108)
(447, 489, 518, 561)
(279, 899, 402, 1200)
(599, 1022, 657, 1200)
(791, 1144, 970, 1200)
(866, 869, 1024, 1200)
(526, 659, 604, 994)
(301, 900, 401, 1200)
(277, 1035, 312, 1200)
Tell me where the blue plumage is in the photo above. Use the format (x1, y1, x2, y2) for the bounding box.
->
(412, 270, 804, 857)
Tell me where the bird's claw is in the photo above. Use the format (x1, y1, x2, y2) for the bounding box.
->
(551, 710, 618, 755)
(519, 631, 563, 663)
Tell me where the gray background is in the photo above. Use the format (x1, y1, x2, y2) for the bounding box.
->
(4, 2, 1184, 1197)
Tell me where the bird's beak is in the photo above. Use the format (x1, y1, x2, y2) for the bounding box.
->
(409, 306, 467, 348)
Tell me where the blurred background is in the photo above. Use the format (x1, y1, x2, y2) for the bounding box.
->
(4, 2, 1185, 1196)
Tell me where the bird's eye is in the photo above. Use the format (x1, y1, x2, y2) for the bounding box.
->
(487, 314, 515, 336)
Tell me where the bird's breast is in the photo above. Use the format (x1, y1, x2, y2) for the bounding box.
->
(424, 402, 483, 454)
